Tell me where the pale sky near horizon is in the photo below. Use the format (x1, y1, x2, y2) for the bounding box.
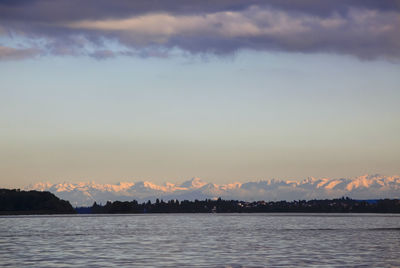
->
(1, 1, 400, 188)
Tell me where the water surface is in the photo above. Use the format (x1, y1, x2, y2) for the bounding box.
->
(1, 214, 399, 267)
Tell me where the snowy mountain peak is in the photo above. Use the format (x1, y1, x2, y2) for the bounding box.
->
(179, 177, 207, 189)
(25, 174, 400, 206)
(28, 182, 53, 191)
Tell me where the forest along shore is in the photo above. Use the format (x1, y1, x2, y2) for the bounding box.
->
(78, 197, 400, 214)
(1, 189, 399, 215)
(0, 189, 75, 215)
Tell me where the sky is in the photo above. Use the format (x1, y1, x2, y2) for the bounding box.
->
(1, 0, 400, 188)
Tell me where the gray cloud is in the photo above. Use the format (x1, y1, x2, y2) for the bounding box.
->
(1, 0, 399, 60)
(89, 50, 116, 60)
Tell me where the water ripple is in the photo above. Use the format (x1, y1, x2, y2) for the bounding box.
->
(1, 214, 399, 267)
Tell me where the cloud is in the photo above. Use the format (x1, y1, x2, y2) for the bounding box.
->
(0, 0, 399, 60)
(0, 45, 40, 60)
(89, 49, 116, 60)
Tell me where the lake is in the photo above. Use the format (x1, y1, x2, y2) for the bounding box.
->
(1, 214, 399, 267)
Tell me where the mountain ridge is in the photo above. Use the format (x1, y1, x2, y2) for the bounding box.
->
(26, 174, 400, 206)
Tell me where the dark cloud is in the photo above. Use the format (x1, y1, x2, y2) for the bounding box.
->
(0, 0, 399, 60)
(1, 0, 399, 20)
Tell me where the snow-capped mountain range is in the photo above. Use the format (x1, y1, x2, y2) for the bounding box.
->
(26, 174, 400, 206)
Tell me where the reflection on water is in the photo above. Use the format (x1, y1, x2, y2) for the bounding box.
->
(1, 214, 399, 267)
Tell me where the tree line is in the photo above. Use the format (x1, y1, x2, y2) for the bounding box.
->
(77, 197, 400, 214)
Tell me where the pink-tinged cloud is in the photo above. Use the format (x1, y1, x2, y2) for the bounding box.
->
(0, 46, 40, 61)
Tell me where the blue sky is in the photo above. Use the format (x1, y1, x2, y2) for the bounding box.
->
(1, 1, 399, 187)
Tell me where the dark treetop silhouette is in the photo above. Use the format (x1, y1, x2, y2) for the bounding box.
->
(0, 189, 75, 215)
(78, 197, 400, 214)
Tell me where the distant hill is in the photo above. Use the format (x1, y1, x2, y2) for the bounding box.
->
(27, 174, 400, 206)
(0, 189, 75, 215)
